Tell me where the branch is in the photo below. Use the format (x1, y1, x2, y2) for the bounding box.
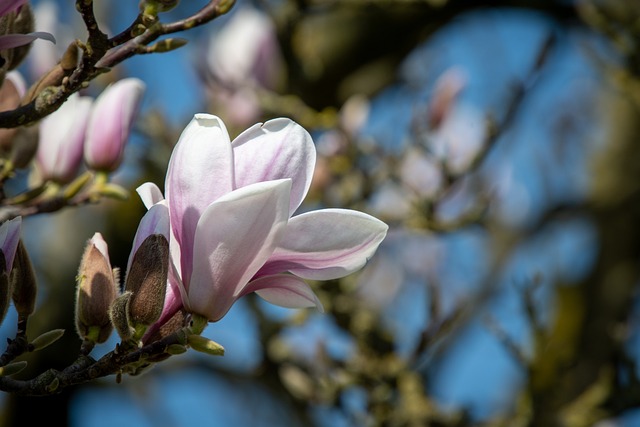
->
(0, 0, 235, 129)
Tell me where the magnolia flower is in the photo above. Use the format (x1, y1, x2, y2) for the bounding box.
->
(84, 78, 145, 172)
(138, 114, 387, 327)
(36, 93, 93, 184)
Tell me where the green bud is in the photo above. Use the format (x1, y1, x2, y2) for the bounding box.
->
(0, 360, 27, 376)
(187, 334, 225, 356)
(75, 233, 118, 344)
(217, 0, 236, 16)
(94, 183, 129, 201)
(63, 171, 92, 200)
(10, 240, 37, 318)
(30, 329, 65, 351)
(166, 344, 187, 355)
(139, 0, 179, 14)
(125, 235, 169, 332)
(109, 292, 133, 341)
(148, 38, 188, 53)
(45, 377, 59, 393)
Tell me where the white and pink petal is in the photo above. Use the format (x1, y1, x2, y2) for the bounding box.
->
(232, 118, 315, 215)
(165, 114, 234, 271)
(243, 274, 324, 312)
(187, 179, 291, 321)
(257, 209, 388, 280)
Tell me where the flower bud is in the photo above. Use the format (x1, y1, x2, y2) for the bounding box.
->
(36, 93, 93, 184)
(187, 334, 225, 356)
(10, 239, 37, 319)
(75, 233, 118, 344)
(120, 203, 170, 341)
(0, 217, 21, 324)
(125, 234, 169, 337)
(84, 78, 145, 172)
(139, 0, 179, 13)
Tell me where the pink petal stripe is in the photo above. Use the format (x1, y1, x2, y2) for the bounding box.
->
(244, 274, 324, 311)
(257, 209, 388, 280)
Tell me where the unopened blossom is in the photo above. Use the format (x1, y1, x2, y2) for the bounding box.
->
(0, 216, 21, 324)
(204, 6, 284, 127)
(138, 114, 388, 329)
(84, 78, 145, 172)
(36, 93, 93, 184)
(111, 203, 170, 341)
(75, 232, 118, 344)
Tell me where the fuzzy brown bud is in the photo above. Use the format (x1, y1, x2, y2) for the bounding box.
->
(75, 233, 118, 344)
(124, 234, 169, 335)
(10, 240, 37, 318)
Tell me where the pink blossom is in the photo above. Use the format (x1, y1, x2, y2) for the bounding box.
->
(138, 114, 387, 325)
(36, 93, 93, 184)
(84, 78, 145, 172)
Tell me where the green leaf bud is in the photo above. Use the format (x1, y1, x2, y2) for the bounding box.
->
(30, 328, 65, 351)
(109, 291, 133, 341)
(187, 334, 225, 356)
(0, 360, 27, 376)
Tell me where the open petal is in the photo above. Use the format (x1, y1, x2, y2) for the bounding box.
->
(257, 209, 388, 280)
(188, 179, 291, 321)
(165, 114, 234, 275)
(136, 182, 164, 209)
(243, 274, 324, 312)
(232, 118, 315, 215)
(0, 32, 55, 50)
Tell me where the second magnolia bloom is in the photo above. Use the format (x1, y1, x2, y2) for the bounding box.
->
(138, 113, 388, 331)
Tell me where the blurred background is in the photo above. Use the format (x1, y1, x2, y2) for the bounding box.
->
(2, 0, 640, 426)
